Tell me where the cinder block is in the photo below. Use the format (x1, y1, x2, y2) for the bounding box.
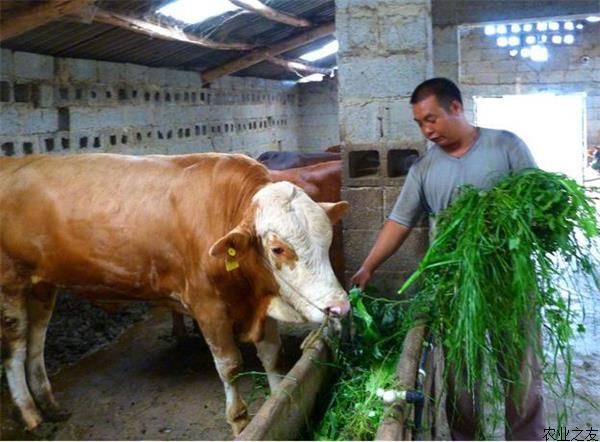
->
(381, 13, 430, 53)
(97, 61, 125, 84)
(337, 14, 378, 55)
(125, 63, 148, 83)
(338, 100, 379, 144)
(0, 48, 14, 78)
(14, 51, 53, 81)
(341, 187, 383, 229)
(33, 84, 54, 108)
(64, 58, 97, 82)
(338, 54, 429, 99)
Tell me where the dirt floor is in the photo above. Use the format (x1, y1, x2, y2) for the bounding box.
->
(0, 301, 305, 441)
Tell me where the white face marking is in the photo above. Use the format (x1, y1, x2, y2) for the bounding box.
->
(253, 182, 348, 323)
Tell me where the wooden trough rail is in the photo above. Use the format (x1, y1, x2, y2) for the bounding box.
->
(375, 324, 448, 441)
(236, 329, 334, 441)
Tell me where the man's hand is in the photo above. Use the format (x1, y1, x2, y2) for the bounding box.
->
(351, 266, 372, 290)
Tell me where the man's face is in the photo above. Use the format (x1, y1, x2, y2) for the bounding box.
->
(412, 95, 463, 148)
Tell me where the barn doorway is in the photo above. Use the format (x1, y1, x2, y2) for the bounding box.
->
(474, 93, 587, 183)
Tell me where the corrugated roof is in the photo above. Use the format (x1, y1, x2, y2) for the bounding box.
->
(0, 0, 336, 81)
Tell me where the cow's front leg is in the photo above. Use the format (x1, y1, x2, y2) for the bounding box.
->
(255, 317, 285, 391)
(192, 302, 249, 435)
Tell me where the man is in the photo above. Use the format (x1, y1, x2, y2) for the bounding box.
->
(351, 78, 544, 440)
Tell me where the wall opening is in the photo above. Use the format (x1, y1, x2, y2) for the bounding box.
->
(349, 150, 380, 178)
(474, 93, 586, 183)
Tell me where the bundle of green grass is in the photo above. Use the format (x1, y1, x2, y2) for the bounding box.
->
(399, 168, 599, 432)
(313, 287, 412, 440)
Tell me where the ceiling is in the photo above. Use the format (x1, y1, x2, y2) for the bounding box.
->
(1, 0, 597, 82)
(0, 0, 336, 82)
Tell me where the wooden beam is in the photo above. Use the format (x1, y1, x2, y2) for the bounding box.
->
(200, 22, 335, 83)
(0, 0, 94, 42)
(69, 7, 255, 51)
(265, 55, 332, 75)
(229, 0, 311, 27)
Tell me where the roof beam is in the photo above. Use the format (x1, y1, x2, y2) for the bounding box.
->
(69, 7, 255, 51)
(229, 0, 311, 27)
(200, 22, 335, 83)
(265, 56, 333, 75)
(0, 0, 94, 42)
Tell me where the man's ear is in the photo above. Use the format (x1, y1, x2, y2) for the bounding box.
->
(449, 99, 463, 115)
(319, 201, 350, 225)
(209, 225, 254, 259)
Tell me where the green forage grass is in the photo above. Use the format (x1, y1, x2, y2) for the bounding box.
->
(312, 287, 411, 440)
(400, 169, 599, 435)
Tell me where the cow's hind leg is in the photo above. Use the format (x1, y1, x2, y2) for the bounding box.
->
(26, 283, 69, 421)
(192, 301, 249, 435)
(255, 317, 285, 391)
(1, 286, 43, 430)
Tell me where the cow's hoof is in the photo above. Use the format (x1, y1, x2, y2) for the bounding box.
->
(230, 413, 250, 436)
(23, 413, 43, 433)
(43, 405, 71, 422)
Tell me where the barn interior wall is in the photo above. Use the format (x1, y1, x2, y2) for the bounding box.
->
(0, 49, 301, 158)
(297, 76, 340, 151)
(336, 0, 434, 294)
(458, 20, 600, 148)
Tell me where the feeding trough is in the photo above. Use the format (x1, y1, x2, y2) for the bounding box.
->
(237, 322, 447, 441)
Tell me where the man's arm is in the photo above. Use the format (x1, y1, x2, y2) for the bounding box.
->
(351, 220, 412, 289)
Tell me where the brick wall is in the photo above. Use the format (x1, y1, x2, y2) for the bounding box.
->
(0, 49, 301, 158)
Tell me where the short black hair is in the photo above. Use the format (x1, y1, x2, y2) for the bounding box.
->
(410, 77, 463, 111)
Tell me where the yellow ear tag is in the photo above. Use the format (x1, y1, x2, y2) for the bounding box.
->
(226, 247, 239, 271)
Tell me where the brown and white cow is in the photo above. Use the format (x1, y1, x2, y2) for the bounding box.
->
(0, 153, 350, 435)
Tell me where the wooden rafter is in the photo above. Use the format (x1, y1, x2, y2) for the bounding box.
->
(265, 56, 332, 75)
(67, 8, 255, 51)
(229, 0, 311, 27)
(0, 0, 94, 42)
(200, 22, 335, 83)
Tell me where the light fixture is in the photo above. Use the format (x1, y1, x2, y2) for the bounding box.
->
(496, 24, 508, 34)
(508, 36, 520, 46)
(576, 23, 584, 29)
(585, 16, 600, 23)
(563, 34, 575, 44)
(536, 22, 548, 31)
(523, 23, 533, 32)
(564, 21, 574, 31)
(511, 24, 521, 33)
(496, 36, 508, 47)
(525, 35, 536, 45)
(509, 49, 518, 57)
(549, 21, 560, 31)
(520, 47, 531, 58)
(551, 35, 562, 44)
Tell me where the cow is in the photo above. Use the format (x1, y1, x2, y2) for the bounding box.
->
(171, 159, 345, 339)
(0, 153, 350, 435)
(256, 150, 340, 170)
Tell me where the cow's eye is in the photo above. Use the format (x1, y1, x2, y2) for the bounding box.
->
(271, 247, 284, 255)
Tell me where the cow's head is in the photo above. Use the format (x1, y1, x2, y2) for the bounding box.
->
(209, 182, 350, 323)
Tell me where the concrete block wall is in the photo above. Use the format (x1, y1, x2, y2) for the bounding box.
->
(297, 76, 340, 151)
(458, 20, 600, 146)
(0, 49, 300, 158)
(336, 0, 433, 294)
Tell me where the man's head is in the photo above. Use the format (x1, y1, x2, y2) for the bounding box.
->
(410, 78, 471, 149)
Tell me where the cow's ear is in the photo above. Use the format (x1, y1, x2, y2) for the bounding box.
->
(209, 225, 253, 259)
(319, 201, 349, 225)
